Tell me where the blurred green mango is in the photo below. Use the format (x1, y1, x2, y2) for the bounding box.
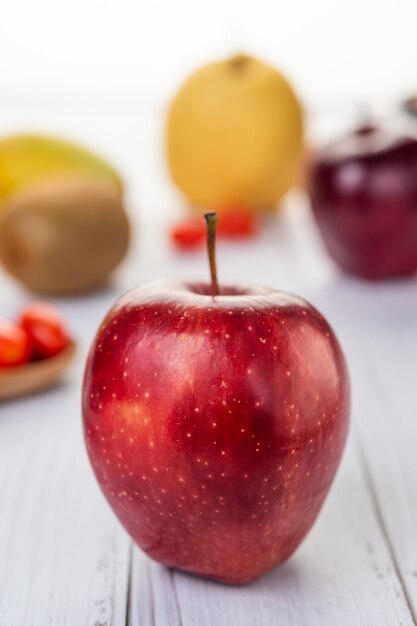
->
(0, 133, 122, 201)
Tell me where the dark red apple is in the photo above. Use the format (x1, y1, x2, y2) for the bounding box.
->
(309, 124, 417, 280)
(82, 214, 349, 584)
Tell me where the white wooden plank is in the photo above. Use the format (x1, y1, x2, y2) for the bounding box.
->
(129, 551, 182, 626)
(0, 331, 131, 626)
(314, 280, 417, 622)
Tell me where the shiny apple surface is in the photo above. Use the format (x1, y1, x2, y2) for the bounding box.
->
(82, 280, 349, 584)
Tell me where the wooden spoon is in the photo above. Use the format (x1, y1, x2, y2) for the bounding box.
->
(0, 340, 76, 400)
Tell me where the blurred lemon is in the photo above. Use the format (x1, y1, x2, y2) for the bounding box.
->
(0, 134, 122, 202)
(166, 54, 304, 213)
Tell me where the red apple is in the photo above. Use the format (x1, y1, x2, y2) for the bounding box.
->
(308, 124, 417, 280)
(82, 214, 349, 584)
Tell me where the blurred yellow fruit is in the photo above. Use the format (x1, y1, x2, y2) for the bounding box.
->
(0, 134, 122, 202)
(166, 54, 304, 212)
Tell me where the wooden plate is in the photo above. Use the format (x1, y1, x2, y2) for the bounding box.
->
(0, 341, 76, 400)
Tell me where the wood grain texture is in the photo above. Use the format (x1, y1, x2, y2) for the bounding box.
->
(318, 283, 417, 624)
(1, 105, 417, 625)
(0, 369, 131, 626)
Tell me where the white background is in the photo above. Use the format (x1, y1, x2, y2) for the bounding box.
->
(0, 0, 416, 110)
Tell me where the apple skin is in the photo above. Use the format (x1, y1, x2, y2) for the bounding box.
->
(82, 280, 349, 584)
(309, 126, 417, 280)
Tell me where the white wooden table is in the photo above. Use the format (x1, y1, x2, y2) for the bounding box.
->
(1, 103, 417, 626)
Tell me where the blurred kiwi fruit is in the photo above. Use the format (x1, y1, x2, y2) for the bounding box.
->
(0, 134, 122, 202)
(0, 175, 130, 295)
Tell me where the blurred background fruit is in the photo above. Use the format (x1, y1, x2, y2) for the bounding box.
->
(308, 123, 417, 280)
(0, 300, 75, 399)
(0, 134, 122, 203)
(166, 54, 304, 214)
(0, 318, 31, 366)
(403, 95, 417, 119)
(170, 209, 259, 250)
(0, 175, 130, 294)
(19, 301, 70, 359)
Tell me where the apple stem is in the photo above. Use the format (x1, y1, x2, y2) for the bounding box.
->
(204, 212, 220, 297)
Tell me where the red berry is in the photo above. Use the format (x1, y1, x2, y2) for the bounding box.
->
(217, 209, 258, 238)
(0, 318, 31, 367)
(19, 302, 69, 359)
(171, 219, 205, 250)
